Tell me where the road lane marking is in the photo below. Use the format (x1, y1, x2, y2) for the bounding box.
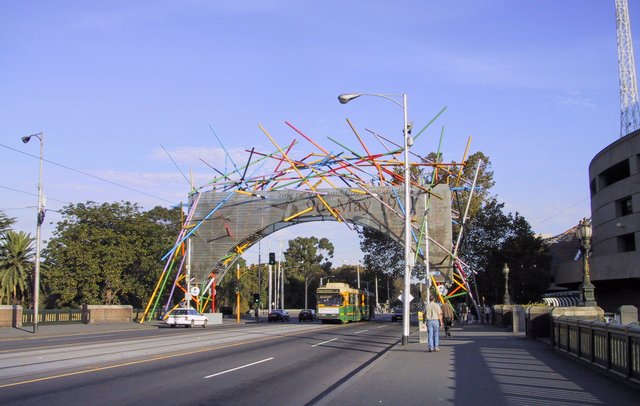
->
(353, 330, 368, 335)
(377, 325, 386, 328)
(0, 324, 349, 388)
(312, 338, 338, 347)
(204, 357, 274, 379)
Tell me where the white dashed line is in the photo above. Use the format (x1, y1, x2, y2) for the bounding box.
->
(204, 357, 274, 378)
(312, 338, 338, 347)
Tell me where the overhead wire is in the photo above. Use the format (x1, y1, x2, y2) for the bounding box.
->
(0, 142, 177, 204)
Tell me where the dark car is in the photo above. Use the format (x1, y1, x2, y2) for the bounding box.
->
(298, 309, 316, 322)
(268, 309, 290, 322)
(391, 307, 403, 322)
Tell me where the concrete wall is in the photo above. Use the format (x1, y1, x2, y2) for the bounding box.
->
(0, 305, 22, 328)
(86, 305, 132, 323)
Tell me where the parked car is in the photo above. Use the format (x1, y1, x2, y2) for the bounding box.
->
(391, 307, 403, 322)
(165, 308, 208, 328)
(268, 309, 290, 322)
(298, 309, 317, 322)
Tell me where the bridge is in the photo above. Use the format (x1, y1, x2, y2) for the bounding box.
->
(0, 319, 637, 405)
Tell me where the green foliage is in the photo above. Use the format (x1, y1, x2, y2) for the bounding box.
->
(0, 230, 34, 305)
(283, 236, 334, 308)
(358, 226, 404, 278)
(468, 204, 551, 304)
(0, 211, 16, 236)
(42, 201, 181, 308)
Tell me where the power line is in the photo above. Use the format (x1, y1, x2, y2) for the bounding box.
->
(534, 197, 589, 226)
(1, 142, 177, 205)
(0, 184, 70, 204)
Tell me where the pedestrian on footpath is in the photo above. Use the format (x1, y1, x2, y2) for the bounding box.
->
(460, 303, 469, 325)
(425, 300, 443, 352)
(442, 302, 454, 337)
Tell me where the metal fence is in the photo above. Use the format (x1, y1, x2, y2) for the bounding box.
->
(22, 309, 85, 325)
(553, 317, 640, 386)
(20, 308, 164, 325)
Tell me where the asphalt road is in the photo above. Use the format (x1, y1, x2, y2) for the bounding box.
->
(0, 319, 400, 405)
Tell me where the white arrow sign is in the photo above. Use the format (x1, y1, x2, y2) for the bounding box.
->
(397, 292, 414, 303)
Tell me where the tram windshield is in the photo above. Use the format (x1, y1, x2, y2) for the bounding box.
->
(318, 294, 343, 306)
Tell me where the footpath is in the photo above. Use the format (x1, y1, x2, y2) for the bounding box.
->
(316, 323, 639, 406)
(2, 321, 638, 405)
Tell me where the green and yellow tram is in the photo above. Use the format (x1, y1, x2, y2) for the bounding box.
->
(317, 282, 374, 323)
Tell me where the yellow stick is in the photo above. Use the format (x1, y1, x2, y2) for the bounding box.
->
(431, 274, 445, 303)
(454, 136, 472, 188)
(284, 206, 313, 221)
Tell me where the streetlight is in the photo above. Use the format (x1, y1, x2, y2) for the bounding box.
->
(575, 218, 597, 307)
(22, 132, 44, 333)
(320, 275, 335, 286)
(339, 92, 413, 345)
(502, 263, 511, 305)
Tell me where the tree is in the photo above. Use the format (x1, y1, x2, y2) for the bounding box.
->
(358, 226, 404, 278)
(283, 236, 334, 308)
(473, 209, 551, 304)
(42, 201, 181, 308)
(0, 230, 33, 305)
(0, 211, 16, 236)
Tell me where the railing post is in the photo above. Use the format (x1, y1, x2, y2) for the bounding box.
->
(577, 320, 582, 358)
(625, 326, 632, 380)
(606, 324, 611, 370)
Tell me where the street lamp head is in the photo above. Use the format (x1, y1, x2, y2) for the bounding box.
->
(22, 135, 31, 144)
(502, 263, 509, 276)
(575, 218, 592, 241)
(338, 93, 361, 104)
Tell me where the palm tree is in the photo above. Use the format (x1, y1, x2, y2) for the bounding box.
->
(0, 211, 15, 236)
(0, 230, 34, 305)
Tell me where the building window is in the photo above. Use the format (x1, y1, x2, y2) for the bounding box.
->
(616, 196, 633, 217)
(617, 233, 636, 252)
(590, 179, 597, 196)
(598, 159, 630, 188)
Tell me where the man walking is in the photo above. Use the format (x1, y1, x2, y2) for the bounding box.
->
(425, 300, 443, 352)
(442, 302, 454, 337)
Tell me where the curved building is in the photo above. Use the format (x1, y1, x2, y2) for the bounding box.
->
(554, 129, 640, 311)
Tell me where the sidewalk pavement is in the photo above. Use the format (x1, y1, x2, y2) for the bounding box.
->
(317, 323, 639, 406)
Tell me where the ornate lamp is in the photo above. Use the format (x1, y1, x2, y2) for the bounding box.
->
(502, 263, 511, 305)
(575, 218, 597, 307)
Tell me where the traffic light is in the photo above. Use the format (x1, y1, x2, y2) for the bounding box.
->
(233, 280, 240, 293)
(253, 293, 260, 304)
(268, 252, 276, 265)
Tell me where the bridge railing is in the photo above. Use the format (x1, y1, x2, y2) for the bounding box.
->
(22, 309, 85, 325)
(553, 316, 640, 386)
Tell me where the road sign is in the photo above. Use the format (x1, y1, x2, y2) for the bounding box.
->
(190, 286, 200, 296)
(437, 285, 448, 295)
(398, 292, 414, 303)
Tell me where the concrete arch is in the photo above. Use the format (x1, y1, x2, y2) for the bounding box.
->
(188, 184, 452, 282)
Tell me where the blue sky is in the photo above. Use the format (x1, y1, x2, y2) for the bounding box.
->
(0, 0, 630, 266)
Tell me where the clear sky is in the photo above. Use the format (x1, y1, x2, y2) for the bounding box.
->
(0, 0, 631, 267)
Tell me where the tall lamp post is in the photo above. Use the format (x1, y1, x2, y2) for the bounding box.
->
(575, 218, 597, 307)
(339, 92, 412, 345)
(22, 132, 44, 333)
(502, 263, 511, 305)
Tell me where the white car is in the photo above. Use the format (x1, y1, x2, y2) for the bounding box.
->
(165, 308, 208, 328)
